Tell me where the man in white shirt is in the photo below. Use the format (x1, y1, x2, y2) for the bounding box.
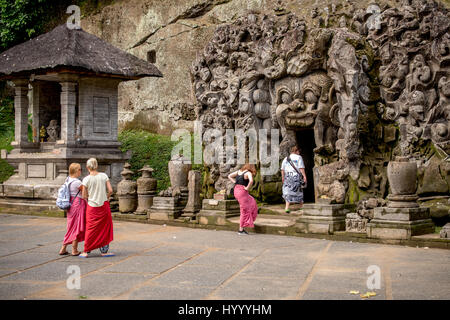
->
(281, 145, 307, 213)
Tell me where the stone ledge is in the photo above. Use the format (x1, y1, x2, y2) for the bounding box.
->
(301, 203, 355, 217)
(373, 206, 431, 221)
(295, 215, 346, 234)
(367, 218, 435, 240)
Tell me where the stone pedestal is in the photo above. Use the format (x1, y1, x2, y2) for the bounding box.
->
(367, 157, 434, 240)
(148, 196, 186, 220)
(197, 199, 240, 226)
(182, 170, 202, 218)
(367, 206, 434, 239)
(295, 203, 354, 234)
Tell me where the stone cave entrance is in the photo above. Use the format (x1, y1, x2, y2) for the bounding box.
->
(295, 129, 316, 203)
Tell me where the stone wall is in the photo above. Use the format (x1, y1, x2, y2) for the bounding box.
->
(80, 0, 423, 135)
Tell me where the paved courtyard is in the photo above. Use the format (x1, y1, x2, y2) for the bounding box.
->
(0, 213, 449, 300)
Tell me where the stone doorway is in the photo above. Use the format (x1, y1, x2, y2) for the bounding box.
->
(296, 129, 316, 203)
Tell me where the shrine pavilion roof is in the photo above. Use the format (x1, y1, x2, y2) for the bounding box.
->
(0, 24, 162, 80)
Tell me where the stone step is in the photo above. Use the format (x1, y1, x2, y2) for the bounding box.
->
(227, 214, 297, 228)
(0, 198, 64, 217)
(258, 203, 305, 216)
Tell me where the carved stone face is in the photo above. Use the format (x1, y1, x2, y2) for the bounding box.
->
(274, 72, 332, 128)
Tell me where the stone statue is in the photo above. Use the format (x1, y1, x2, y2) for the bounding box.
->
(46, 120, 60, 142)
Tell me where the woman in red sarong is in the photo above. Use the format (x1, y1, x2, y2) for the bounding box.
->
(228, 163, 258, 235)
(79, 158, 115, 258)
(59, 163, 86, 256)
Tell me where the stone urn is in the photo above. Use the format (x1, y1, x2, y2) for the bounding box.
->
(386, 156, 419, 208)
(117, 163, 137, 213)
(136, 165, 157, 214)
(387, 156, 417, 195)
(168, 154, 192, 193)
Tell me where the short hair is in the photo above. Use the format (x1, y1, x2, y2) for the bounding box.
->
(86, 158, 98, 170)
(290, 145, 300, 154)
(69, 163, 81, 175)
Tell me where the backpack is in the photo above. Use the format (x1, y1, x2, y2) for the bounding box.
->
(56, 179, 80, 210)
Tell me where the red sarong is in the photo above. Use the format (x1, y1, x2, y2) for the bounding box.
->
(234, 184, 258, 228)
(84, 201, 114, 252)
(63, 196, 86, 245)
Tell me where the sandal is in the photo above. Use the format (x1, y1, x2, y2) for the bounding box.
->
(59, 251, 69, 255)
(71, 251, 81, 256)
(79, 253, 88, 258)
(285, 209, 291, 214)
(101, 253, 115, 257)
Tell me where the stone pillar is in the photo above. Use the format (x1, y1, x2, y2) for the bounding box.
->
(12, 79, 29, 147)
(182, 170, 202, 218)
(59, 81, 77, 145)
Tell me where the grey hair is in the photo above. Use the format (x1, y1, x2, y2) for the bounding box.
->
(86, 158, 98, 170)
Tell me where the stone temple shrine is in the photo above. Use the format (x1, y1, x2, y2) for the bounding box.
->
(0, 24, 161, 205)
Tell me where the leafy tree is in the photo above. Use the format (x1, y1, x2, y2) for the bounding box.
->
(0, 0, 53, 50)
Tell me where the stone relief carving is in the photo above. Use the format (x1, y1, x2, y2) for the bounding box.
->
(190, 1, 450, 214)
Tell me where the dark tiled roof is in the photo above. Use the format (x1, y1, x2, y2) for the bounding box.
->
(0, 24, 162, 79)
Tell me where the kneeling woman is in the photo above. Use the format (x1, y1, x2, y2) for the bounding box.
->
(79, 158, 115, 258)
(228, 164, 258, 235)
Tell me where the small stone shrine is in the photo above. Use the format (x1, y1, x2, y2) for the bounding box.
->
(0, 24, 161, 205)
(136, 165, 157, 215)
(117, 163, 137, 213)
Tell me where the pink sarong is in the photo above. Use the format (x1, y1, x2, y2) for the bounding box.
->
(234, 184, 258, 228)
(63, 196, 86, 245)
(84, 201, 114, 252)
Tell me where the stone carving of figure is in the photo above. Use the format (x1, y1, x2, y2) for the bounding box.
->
(46, 119, 60, 142)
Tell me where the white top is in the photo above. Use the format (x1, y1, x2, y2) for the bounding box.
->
(67, 177, 82, 198)
(82, 172, 109, 207)
(281, 154, 305, 176)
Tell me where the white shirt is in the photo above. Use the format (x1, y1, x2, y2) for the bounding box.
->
(67, 177, 82, 198)
(82, 173, 109, 207)
(281, 154, 305, 176)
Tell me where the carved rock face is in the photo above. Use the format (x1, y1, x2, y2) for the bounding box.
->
(190, 1, 450, 206)
(274, 72, 333, 129)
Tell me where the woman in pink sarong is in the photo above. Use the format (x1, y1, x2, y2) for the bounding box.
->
(228, 164, 258, 235)
(59, 163, 86, 256)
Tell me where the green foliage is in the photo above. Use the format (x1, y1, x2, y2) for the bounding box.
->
(118, 130, 178, 192)
(0, 92, 14, 183)
(0, 0, 52, 50)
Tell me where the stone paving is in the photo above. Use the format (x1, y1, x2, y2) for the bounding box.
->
(0, 213, 449, 300)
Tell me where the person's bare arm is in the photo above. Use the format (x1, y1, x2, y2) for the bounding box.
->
(228, 171, 238, 184)
(281, 169, 285, 184)
(106, 180, 113, 200)
(244, 172, 253, 191)
(300, 168, 307, 184)
(82, 185, 88, 200)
